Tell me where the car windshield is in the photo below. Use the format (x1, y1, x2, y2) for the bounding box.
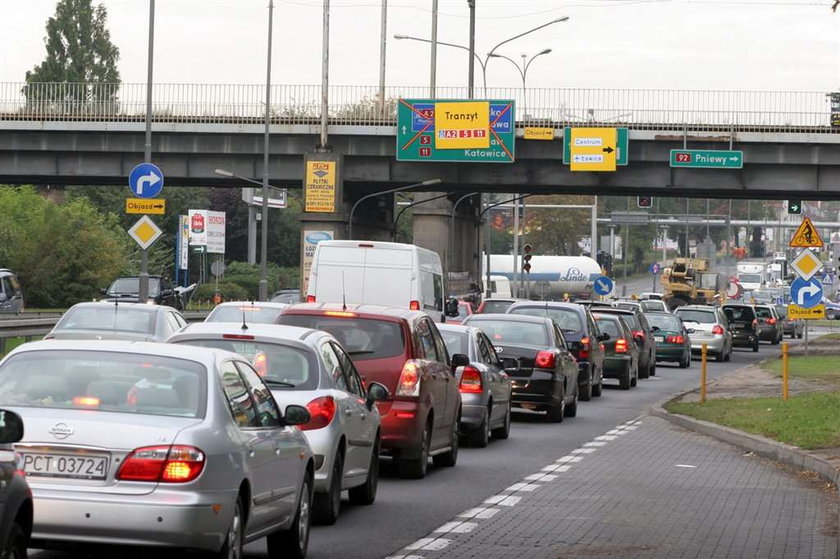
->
(675, 310, 716, 324)
(0, 350, 206, 418)
(278, 315, 405, 361)
(481, 301, 514, 314)
(640, 301, 666, 312)
(440, 330, 468, 357)
(594, 317, 622, 338)
(508, 307, 583, 332)
(55, 306, 155, 334)
(645, 314, 682, 331)
(469, 319, 549, 347)
(271, 291, 300, 304)
(172, 339, 315, 390)
(723, 306, 755, 323)
(615, 302, 641, 312)
(109, 277, 160, 296)
(206, 305, 284, 324)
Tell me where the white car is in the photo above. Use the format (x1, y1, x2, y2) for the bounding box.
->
(168, 322, 388, 525)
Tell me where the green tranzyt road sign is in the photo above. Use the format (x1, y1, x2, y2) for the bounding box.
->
(396, 99, 516, 163)
(563, 127, 629, 166)
(670, 149, 743, 169)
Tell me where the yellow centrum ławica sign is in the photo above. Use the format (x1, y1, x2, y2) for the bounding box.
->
(787, 303, 825, 320)
(434, 101, 490, 150)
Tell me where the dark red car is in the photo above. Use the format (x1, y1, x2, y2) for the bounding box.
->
(277, 304, 463, 479)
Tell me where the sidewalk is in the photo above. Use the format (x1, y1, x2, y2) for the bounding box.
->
(386, 416, 838, 559)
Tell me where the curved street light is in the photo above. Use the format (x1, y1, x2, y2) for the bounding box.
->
(489, 48, 552, 117)
(348, 179, 442, 240)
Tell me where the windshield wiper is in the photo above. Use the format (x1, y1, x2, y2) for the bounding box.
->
(263, 379, 296, 388)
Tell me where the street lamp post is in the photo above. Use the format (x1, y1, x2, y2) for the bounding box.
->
(488, 48, 551, 117)
(348, 179, 442, 240)
(449, 192, 479, 276)
(259, 0, 274, 302)
(394, 35, 488, 91)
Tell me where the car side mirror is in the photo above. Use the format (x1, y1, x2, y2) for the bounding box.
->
(686, 328, 696, 334)
(445, 298, 459, 317)
(598, 332, 610, 342)
(651, 326, 660, 332)
(634, 334, 645, 343)
(0, 410, 23, 444)
(99, 288, 107, 295)
(161, 289, 174, 297)
(283, 404, 311, 427)
(365, 381, 389, 410)
(451, 353, 470, 369)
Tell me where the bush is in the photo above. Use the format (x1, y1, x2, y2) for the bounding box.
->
(194, 282, 249, 304)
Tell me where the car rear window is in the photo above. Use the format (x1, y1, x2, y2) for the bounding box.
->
(0, 350, 206, 418)
(645, 314, 682, 331)
(640, 301, 666, 312)
(109, 277, 160, 296)
(468, 319, 549, 347)
(206, 305, 284, 324)
(594, 317, 621, 337)
(171, 339, 316, 390)
(593, 311, 639, 330)
(723, 306, 756, 323)
(439, 330, 468, 357)
(675, 310, 716, 324)
(508, 307, 583, 332)
(755, 307, 773, 318)
(615, 303, 640, 312)
(55, 306, 155, 334)
(481, 301, 514, 314)
(278, 315, 405, 361)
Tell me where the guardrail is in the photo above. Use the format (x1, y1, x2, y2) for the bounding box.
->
(0, 82, 838, 134)
(0, 310, 210, 355)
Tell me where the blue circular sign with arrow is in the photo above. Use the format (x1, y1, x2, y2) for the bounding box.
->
(593, 275, 614, 297)
(128, 163, 164, 199)
(790, 276, 823, 309)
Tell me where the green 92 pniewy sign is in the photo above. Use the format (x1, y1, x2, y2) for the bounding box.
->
(670, 149, 743, 169)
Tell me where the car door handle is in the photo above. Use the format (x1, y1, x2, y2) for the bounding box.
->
(360, 413, 367, 421)
(344, 409, 353, 417)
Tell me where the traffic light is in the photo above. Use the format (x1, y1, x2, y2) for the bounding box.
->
(787, 200, 802, 215)
(523, 244, 533, 273)
(637, 196, 653, 209)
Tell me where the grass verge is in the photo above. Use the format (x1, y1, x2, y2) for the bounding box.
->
(761, 355, 840, 383)
(665, 392, 840, 449)
(0, 337, 30, 359)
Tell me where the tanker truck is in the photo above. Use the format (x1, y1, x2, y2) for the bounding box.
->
(484, 255, 602, 300)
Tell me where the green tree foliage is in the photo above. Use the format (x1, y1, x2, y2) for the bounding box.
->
(24, 0, 120, 111)
(0, 186, 129, 307)
(522, 194, 593, 255)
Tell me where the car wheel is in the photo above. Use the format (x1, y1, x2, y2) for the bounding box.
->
(630, 363, 638, 387)
(752, 340, 760, 352)
(267, 474, 312, 559)
(679, 351, 690, 368)
(313, 452, 343, 525)
(648, 358, 656, 377)
(491, 401, 511, 439)
(545, 388, 565, 422)
(715, 349, 725, 362)
(467, 408, 490, 448)
(216, 496, 244, 559)
(433, 411, 460, 467)
(724, 347, 731, 362)
(399, 420, 431, 479)
(1, 523, 27, 559)
(349, 437, 379, 506)
(591, 374, 603, 397)
(771, 334, 780, 345)
(638, 358, 650, 380)
(579, 378, 592, 401)
(619, 365, 631, 390)
(564, 388, 578, 417)
(797, 332, 803, 339)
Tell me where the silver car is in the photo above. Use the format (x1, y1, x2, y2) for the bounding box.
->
(674, 305, 733, 362)
(44, 301, 188, 342)
(438, 323, 512, 447)
(205, 301, 289, 324)
(0, 340, 315, 558)
(168, 322, 388, 526)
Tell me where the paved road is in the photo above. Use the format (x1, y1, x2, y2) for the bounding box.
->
(31, 338, 835, 559)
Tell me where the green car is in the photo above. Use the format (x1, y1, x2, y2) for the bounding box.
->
(644, 311, 693, 368)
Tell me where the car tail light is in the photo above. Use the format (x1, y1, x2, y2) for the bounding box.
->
(711, 325, 724, 335)
(578, 337, 591, 359)
(223, 334, 255, 340)
(396, 361, 421, 397)
(253, 352, 268, 377)
(615, 338, 628, 353)
(665, 335, 685, 344)
(324, 311, 357, 318)
(72, 396, 101, 407)
(459, 366, 483, 393)
(300, 396, 337, 431)
(116, 445, 205, 483)
(752, 319, 758, 327)
(631, 329, 645, 340)
(535, 351, 556, 369)
(306, 295, 316, 303)
(767, 318, 776, 325)
(409, 300, 420, 311)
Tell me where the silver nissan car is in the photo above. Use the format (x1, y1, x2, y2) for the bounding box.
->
(0, 340, 315, 558)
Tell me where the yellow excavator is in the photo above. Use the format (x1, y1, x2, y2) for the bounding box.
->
(661, 258, 727, 310)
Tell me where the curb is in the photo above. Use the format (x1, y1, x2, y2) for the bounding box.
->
(651, 396, 840, 487)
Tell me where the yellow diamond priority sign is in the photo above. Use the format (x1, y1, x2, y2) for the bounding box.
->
(128, 215, 162, 250)
(790, 248, 823, 281)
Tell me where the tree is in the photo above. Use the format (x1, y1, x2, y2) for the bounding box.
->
(24, 0, 120, 113)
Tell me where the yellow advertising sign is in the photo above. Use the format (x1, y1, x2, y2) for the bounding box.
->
(787, 303, 825, 320)
(569, 127, 617, 172)
(434, 101, 490, 150)
(125, 198, 165, 215)
(304, 161, 336, 213)
(789, 217, 824, 248)
(523, 127, 554, 140)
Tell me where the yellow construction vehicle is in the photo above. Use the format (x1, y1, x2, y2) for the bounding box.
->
(660, 258, 727, 310)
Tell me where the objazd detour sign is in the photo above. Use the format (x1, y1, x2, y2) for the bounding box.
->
(396, 99, 515, 163)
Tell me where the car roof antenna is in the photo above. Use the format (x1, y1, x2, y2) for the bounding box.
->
(342, 271, 347, 312)
(241, 310, 249, 331)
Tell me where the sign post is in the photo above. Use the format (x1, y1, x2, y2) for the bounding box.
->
(127, 162, 165, 303)
(787, 217, 825, 356)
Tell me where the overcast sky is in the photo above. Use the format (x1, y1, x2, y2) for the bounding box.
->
(2, 0, 839, 92)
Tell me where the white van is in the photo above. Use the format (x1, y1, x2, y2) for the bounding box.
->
(488, 275, 512, 298)
(306, 241, 447, 321)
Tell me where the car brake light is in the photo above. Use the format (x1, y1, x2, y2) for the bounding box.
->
(752, 319, 757, 326)
(615, 338, 628, 353)
(409, 300, 420, 311)
(300, 396, 337, 431)
(632, 329, 645, 340)
(535, 351, 556, 369)
(665, 335, 685, 344)
(396, 361, 421, 397)
(711, 325, 724, 335)
(253, 352, 268, 377)
(459, 366, 483, 393)
(767, 318, 776, 325)
(306, 295, 316, 303)
(72, 396, 101, 407)
(578, 337, 591, 359)
(324, 311, 357, 318)
(116, 445, 205, 483)
(223, 334, 255, 340)
(358, 243, 374, 248)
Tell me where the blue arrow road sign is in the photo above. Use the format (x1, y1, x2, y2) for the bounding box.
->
(593, 276, 614, 296)
(128, 163, 164, 199)
(649, 263, 661, 274)
(790, 277, 823, 309)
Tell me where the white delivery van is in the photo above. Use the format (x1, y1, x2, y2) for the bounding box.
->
(488, 275, 512, 298)
(306, 240, 446, 321)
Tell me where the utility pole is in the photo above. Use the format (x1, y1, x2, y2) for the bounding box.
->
(259, 0, 274, 302)
(378, 0, 388, 118)
(430, 0, 438, 97)
(320, 0, 330, 149)
(467, 0, 475, 99)
(139, 0, 155, 304)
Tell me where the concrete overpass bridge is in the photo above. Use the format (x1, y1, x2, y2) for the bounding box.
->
(3, 82, 840, 281)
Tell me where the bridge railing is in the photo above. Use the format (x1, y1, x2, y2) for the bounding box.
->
(0, 82, 836, 133)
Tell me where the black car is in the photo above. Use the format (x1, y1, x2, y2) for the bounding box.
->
(270, 289, 301, 304)
(506, 302, 605, 401)
(0, 409, 31, 558)
(593, 314, 640, 390)
(101, 275, 181, 309)
(722, 303, 760, 352)
(590, 307, 657, 378)
(463, 314, 579, 422)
